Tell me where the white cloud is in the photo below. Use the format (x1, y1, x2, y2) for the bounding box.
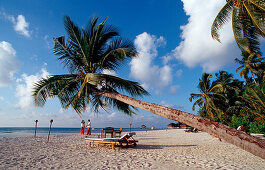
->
(162, 55, 173, 65)
(14, 15, 30, 37)
(15, 68, 50, 109)
(130, 32, 173, 90)
(1, 12, 30, 37)
(102, 69, 117, 76)
(0, 96, 4, 101)
(159, 65, 172, 87)
(174, 0, 240, 72)
(0, 41, 20, 86)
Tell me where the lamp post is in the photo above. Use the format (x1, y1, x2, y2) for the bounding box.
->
(129, 118, 132, 132)
(47, 119, 53, 142)
(34, 120, 38, 137)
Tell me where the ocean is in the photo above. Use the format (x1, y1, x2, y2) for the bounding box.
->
(0, 127, 159, 138)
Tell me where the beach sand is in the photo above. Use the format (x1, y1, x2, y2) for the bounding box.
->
(0, 129, 264, 170)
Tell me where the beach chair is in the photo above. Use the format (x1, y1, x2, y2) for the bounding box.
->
(185, 128, 198, 133)
(85, 132, 138, 149)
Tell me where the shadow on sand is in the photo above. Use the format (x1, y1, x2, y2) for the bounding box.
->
(134, 144, 197, 150)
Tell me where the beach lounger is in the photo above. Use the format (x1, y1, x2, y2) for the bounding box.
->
(85, 132, 138, 149)
(185, 128, 198, 133)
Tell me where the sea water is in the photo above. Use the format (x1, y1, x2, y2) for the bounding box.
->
(0, 127, 159, 138)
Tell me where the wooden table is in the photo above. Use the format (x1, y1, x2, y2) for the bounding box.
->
(101, 127, 114, 138)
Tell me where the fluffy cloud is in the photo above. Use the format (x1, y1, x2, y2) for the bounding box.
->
(102, 69, 117, 76)
(0, 41, 20, 86)
(174, 0, 240, 72)
(15, 68, 50, 109)
(1, 12, 30, 37)
(14, 15, 30, 37)
(130, 32, 173, 90)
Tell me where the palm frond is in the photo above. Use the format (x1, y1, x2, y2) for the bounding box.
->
(211, 0, 233, 42)
(244, 2, 265, 37)
(98, 73, 149, 97)
(32, 74, 78, 107)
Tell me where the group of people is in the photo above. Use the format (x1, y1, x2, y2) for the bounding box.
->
(80, 119, 91, 135)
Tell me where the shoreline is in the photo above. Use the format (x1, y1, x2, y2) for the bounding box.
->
(0, 129, 264, 169)
(0, 127, 159, 138)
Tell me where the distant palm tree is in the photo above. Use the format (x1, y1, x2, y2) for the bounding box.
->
(189, 73, 224, 120)
(243, 83, 265, 123)
(213, 71, 235, 94)
(235, 51, 263, 84)
(211, 0, 265, 54)
(33, 16, 265, 159)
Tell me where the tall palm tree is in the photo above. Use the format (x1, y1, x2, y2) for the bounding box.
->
(211, 0, 265, 54)
(213, 71, 235, 94)
(235, 51, 263, 84)
(33, 16, 149, 116)
(189, 73, 224, 121)
(212, 71, 246, 124)
(33, 16, 265, 159)
(243, 83, 265, 123)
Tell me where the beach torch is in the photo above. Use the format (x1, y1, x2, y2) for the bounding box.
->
(34, 120, 38, 137)
(47, 119, 53, 142)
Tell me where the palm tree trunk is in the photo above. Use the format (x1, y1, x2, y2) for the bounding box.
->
(98, 91, 265, 159)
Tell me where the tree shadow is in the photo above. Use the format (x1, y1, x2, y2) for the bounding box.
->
(134, 144, 197, 150)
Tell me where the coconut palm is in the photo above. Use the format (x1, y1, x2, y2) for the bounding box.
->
(213, 71, 235, 94)
(235, 51, 263, 84)
(33, 16, 149, 116)
(189, 73, 225, 121)
(33, 16, 265, 159)
(243, 83, 265, 123)
(211, 0, 265, 54)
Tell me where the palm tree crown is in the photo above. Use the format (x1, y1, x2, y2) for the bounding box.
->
(33, 16, 148, 115)
(189, 73, 224, 120)
(211, 0, 265, 54)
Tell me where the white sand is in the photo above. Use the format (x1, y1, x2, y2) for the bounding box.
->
(0, 129, 264, 169)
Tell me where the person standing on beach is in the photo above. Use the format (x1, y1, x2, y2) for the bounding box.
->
(80, 120, 85, 135)
(86, 119, 91, 135)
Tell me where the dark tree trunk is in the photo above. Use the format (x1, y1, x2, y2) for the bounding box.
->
(99, 91, 265, 159)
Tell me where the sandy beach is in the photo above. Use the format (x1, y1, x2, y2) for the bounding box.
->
(0, 129, 264, 170)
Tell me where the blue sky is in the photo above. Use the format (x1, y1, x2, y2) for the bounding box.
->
(0, 0, 262, 128)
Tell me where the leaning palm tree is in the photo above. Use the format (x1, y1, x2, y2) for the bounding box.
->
(33, 16, 148, 116)
(211, 0, 265, 54)
(33, 16, 265, 159)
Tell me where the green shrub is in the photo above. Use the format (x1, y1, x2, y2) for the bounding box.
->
(228, 114, 265, 135)
(249, 122, 265, 134)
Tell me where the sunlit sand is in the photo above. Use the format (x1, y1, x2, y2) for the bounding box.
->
(0, 129, 264, 169)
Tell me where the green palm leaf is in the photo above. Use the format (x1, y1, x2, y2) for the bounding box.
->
(211, 0, 233, 42)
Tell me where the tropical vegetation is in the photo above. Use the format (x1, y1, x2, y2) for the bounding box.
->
(194, 0, 265, 135)
(190, 69, 265, 134)
(33, 16, 265, 159)
(211, 0, 265, 54)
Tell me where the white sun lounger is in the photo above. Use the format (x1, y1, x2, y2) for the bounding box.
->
(85, 132, 138, 149)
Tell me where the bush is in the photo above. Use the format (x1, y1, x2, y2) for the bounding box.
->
(249, 122, 265, 134)
(228, 114, 265, 135)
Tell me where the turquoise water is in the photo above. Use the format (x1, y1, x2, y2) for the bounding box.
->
(0, 127, 159, 138)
